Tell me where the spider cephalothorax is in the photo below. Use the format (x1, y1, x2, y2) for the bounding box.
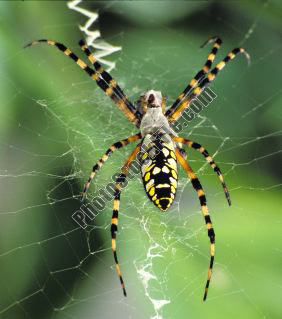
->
(26, 37, 248, 301)
(140, 90, 176, 136)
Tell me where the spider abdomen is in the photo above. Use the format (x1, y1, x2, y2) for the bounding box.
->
(141, 134, 178, 211)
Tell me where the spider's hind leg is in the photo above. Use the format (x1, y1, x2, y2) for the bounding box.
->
(111, 143, 141, 297)
(176, 149, 215, 301)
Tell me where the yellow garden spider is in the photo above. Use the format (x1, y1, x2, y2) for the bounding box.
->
(25, 36, 249, 301)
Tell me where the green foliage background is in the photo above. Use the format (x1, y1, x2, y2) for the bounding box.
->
(0, 1, 281, 319)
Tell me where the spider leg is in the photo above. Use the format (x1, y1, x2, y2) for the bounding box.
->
(24, 39, 140, 125)
(176, 142, 187, 159)
(167, 45, 250, 123)
(82, 133, 141, 200)
(78, 40, 142, 122)
(111, 143, 141, 297)
(165, 37, 222, 119)
(176, 148, 215, 301)
(173, 137, 231, 205)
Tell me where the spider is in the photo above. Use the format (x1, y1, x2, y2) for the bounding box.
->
(25, 36, 249, 301)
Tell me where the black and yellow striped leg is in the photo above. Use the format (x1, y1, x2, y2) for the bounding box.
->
(176, 148, 215, 301)
(111, 143, 141, 297)
(82, 133, 141, 200)
(24, 39, 139, 125)
(173, 137, 231, 205)
(165, 37, 222, 118)
(176, 143, 187, 159)
(168, 45, 250, 123)
(78, 40, 142, 121)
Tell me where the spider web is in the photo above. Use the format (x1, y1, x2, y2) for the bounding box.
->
(1, 1, 282, 319)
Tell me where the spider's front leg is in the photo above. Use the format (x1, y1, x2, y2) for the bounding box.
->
(82, 133, 141, 200)
(78, 40, 142, 123)
(165, 36, 222, 119)
(25, 39, 141, 126)
(166, 38, 250, 123)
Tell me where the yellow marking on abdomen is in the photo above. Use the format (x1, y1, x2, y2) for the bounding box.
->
(152, 167, 161, 175)
(142, 153, 148, 160)
(167, 158, 177, 169)
(170, 151, 176, 160)
(156, 184, 170, 188)
(149, 187, 155, 196)
(169, 177, 177, 188)
(163, 142, 174, 150)
(162, 148, 169, 157)
(171, 169, 177, 179)
(146, 164, 156, 172)
(145, 172, 151, 182)
(162, 166, 170, 173)
(145, 179, 154, 191)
